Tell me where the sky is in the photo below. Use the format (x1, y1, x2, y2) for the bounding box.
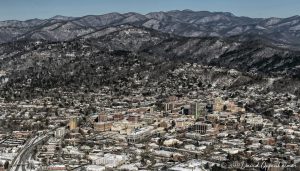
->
(0, 0, 299, 21)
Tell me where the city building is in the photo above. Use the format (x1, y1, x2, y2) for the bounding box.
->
(214, 97, 224, 112)
(113, 113, 124, 121)
(69, 117, 77, 130)
(194, 122, 211, 134)
(190, 102, 207, 119)
(94, 122, 113, 132)
(127, 114, 141, 122)
(98, 113, 108, 122)
(55, 127, 66, 138)
(127, 126, 154, 143)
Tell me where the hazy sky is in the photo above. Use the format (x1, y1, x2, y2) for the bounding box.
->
(0, 0, 299, 21)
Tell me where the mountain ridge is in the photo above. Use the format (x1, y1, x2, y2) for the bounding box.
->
(1, 24, 300, 101)
(1, 10, 300, 49)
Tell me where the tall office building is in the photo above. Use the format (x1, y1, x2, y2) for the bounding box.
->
(206, 103, 214, 113)
(214, 97, 224, 112)
(69, 117, 77, 130)
(190, 102, 207, 119)
(55, 127, 66, 138)
(165, 103, 174, 112)
(194, 122, 208, 134)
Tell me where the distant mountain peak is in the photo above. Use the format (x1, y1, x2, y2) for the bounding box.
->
(182, 9, 194, 12)
(50, 15, 74, 20)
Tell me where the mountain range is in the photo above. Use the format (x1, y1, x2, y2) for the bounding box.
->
(1, 10, 300, 49)
(1, 10, 300, 100)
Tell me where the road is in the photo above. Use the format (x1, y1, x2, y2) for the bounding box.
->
(10, 133, 50, 171)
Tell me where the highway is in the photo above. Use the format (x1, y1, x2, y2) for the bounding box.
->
(10, 133, 51, 171)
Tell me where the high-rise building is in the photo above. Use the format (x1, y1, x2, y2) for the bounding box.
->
(190, 102, 207, 119)
(55, 127, 66, 138)
(214, 97, 224, 112)
(69, 117, 77, 130)
(181, 106, 190, 115)
(165, 103, 174, 112)
(194, 122, 208, 134)
(206, 103, 214, 113)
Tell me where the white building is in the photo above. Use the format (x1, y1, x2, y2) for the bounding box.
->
(94, 153, 127, 168)
(85, 165, 105, 171)
(55, 127, 66, 138)
(127, 126, 154, 143)
(246, 115, 263, 126)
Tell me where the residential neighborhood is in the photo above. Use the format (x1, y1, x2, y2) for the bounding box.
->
(1, 71, 300, 170)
